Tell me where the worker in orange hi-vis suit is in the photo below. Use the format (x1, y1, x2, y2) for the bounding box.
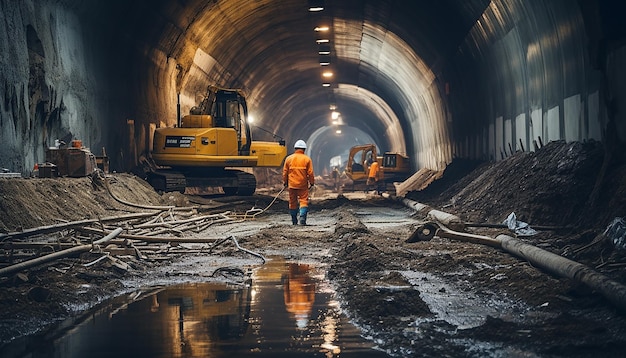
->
(366, 160, 382, 194)
(283, 140, 315, 225)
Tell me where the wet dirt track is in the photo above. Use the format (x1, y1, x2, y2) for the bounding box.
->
(2, 139, 626, 357)
(1, 191, 625, 357)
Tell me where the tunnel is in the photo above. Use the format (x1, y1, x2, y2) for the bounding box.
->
(3, 1, 626, 356)
(0, 0, 624, 177)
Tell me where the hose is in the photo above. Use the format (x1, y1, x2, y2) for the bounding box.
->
(231, 186, 285, 219)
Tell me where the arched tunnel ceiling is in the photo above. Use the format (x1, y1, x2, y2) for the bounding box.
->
(114, 0, 490, 171)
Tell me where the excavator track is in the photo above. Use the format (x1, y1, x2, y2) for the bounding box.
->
(147, 168, 256, 196)
(147, 170, 186, 193)
(233, 170, 256, 196)
(343, 181, 397, 195)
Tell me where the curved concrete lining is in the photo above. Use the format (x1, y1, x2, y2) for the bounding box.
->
(0, 0, 623, 176)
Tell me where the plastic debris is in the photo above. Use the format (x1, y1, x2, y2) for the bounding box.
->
(604, 217, 626, 251)
(503, 212, 537, 236)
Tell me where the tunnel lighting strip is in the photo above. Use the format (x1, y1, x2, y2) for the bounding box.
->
(309, 0, 336, 107)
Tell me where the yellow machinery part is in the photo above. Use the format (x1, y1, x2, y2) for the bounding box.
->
(152, 127, 286, 168)
(250, 141, 287, 167)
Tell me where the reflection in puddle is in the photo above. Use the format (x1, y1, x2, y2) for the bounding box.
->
(283, 262, 316, 330)
(2, 259, 387, 357)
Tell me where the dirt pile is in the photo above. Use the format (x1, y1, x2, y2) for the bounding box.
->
(409, 140, 625, 231)
(0, 174, 168, 233)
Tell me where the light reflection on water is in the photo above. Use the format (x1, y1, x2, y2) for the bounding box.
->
(1, 258, 388, 358)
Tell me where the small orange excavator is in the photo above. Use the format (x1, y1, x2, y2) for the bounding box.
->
(344, 144, 411, 192)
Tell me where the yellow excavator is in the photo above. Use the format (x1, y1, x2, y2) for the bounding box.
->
(344, 144, 411, 191)
(148, 86, 287, 195)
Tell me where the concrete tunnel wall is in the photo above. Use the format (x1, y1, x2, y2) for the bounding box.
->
(0, 0, 624, 178)
(449, 0, 626, 161)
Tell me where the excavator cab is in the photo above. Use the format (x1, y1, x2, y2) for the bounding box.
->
(212, 88, 251, 155)
(345, 144, 377, 182)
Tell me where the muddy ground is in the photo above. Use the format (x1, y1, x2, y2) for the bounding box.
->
(1, 139, 626, 357)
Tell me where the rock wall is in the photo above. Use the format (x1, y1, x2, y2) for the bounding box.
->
(0, 0, 112, 174)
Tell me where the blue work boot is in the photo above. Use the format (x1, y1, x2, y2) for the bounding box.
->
(289, 209, 298, 225)
(299, 207, 308, 225)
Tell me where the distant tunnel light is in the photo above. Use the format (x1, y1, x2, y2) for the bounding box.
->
(331, 111, 340, 120)
(335, 129, 342, 134)
(308, 0, 324, 12)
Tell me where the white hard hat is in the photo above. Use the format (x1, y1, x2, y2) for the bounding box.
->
(294, 139, 307, 149)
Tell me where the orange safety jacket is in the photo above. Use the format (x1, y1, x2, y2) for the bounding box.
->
(368, 161, 381, 180)
(283, 149, 315, 189)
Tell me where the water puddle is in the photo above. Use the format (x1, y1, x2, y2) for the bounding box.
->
(2, 258, 388, 357)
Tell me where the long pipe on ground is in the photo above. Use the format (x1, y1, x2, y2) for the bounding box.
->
(0, 213, 155, 241)
(497, 233, 626, 314)
(0, 228, 123, 277)
(79, 226, 223, 243)
(399, 197, 464, 231)
(401, 197, 626, 314)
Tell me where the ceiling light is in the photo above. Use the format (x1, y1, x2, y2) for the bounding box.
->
(318, 45, 331, 55)
(331, 111, 340, 120)
(336, 129, 342, 134)
(322, 71, 333, 78)
(309, 0, 324, 12)
(320, 55, 330, 66)
(329, 104, 336, 110)
(314, 26, 329, 32)
(308, 0, 324, 12)
(322, 83, 331, 87)
(316, 39, 329, 44)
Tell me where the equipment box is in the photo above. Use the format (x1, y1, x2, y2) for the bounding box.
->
(45, 148, 96, 177)
(38, 163, 58, 178)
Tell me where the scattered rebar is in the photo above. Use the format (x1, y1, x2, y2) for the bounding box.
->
(0, 228, 123, 277)
(208, 235, 266, 263)
(0, 180, 287, 276)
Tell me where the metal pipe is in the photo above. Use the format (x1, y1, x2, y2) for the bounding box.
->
(411, 222, 626, 314)
(400, 197, 464, 231)
(0, 213, 154, 241)
(0, 228, 123, 277)
(497, 233, 626, 314)
(437, 225, 502, 248)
